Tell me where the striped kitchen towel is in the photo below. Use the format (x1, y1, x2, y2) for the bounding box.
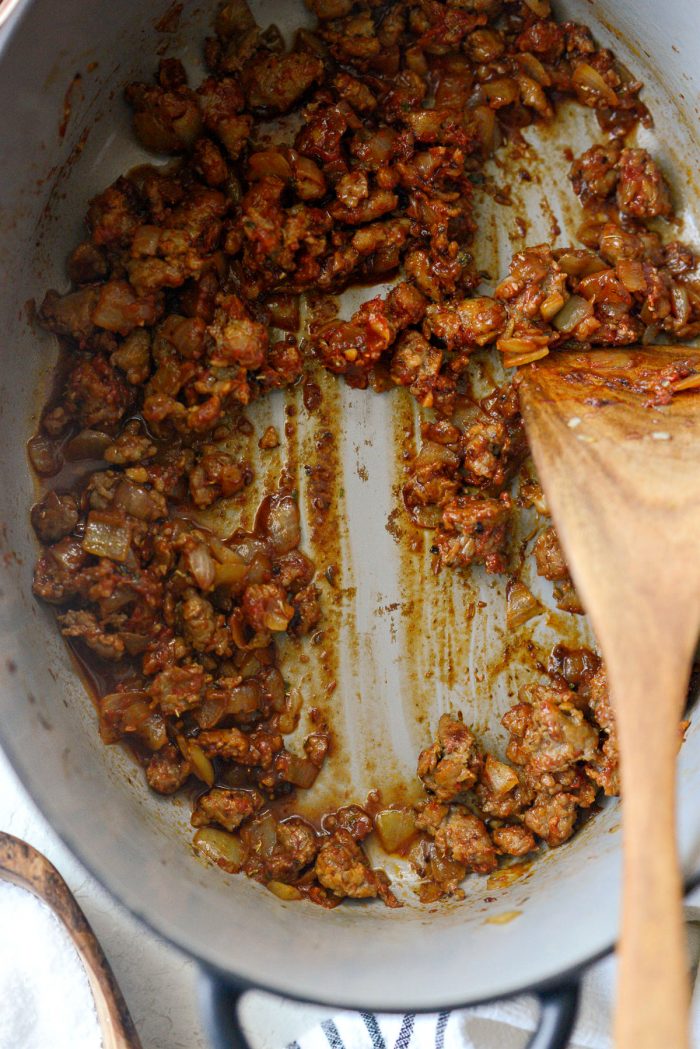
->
(288, 1010, 484, 1049)
(277, 914, 700, 1049)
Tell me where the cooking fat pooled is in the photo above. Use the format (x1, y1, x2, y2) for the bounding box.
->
(29, 0, 698, 907)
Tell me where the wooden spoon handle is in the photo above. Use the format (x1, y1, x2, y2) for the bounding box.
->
(0, 833, 142, 1049)
(605, 649, 690, 1049)
(616, 759, 688, 1049)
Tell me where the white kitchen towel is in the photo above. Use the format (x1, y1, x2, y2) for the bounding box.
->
(0, 881, 102, 1049)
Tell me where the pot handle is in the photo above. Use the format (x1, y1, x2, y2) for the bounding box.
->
(526, 981, 581, 1049)
(199, 971, 250, 1049)
(199, 970, 581, 1049)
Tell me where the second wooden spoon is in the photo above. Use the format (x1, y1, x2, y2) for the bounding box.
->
(0, 832, 142, 1049)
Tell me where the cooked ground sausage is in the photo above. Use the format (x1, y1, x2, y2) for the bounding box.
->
(28, 0, 692, 909)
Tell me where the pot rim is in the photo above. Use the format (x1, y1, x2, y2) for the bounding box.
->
(2, 0, 700, 1017)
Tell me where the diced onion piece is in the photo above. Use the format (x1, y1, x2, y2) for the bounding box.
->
(247, 812, 278, 857)
(470, 105, 496, 154)
(259, 494, 301, 555)
(506, 579, 545, 631)
(238, 652, 264, 680)
(120, 631, 150, 656)
(227, 534, 268, 564)
(671, 284, 691, 327)
(497, 335, 550, 354)
(125, 702, 167, 750)
(266, 880, 302, 900)
(213, 560, 250, 587)
(407, 109, 445, 139)
(209, 539, 250, 586)
(197, 681, 261, 728)
(100, 688, 145, 710)
(410, 504, 443, 529)
(284, 754, 320, 789)
(260, 666, 285, 711)
(100, 691, 166, 750)
(113, 480, 161, 521)
(49, 538, 84, 572)
(429, 853, 466, 886)
(498, 335, 550, 368)
(93, 280, 156, 335)
(100, 588, 134, 614)
(557, 251, 606, 277)
(295, 28, 327, 56)
(195, 697, 228, 730)
(194, 827, 246, 873)
(571, 63, 619, 106)
(641, 323, 659, 345)
(518, 74, 549, 115)
(28, 434, 62, 476)
(524, 0, 550, 14)
(82, 511, 131, 562)
(414, 440, 460, 470)
(616, 259, 646, 293)
(482, 754, 519, 796)
(673, 372, 700, 392)
(188, 743, 215, 786)
(277, 686, 303, 734)
(65, 429, 112, 461)
(187, 545, 216, 591)
(576, 215, 609, 251)
(482, 77, 518, 108)
(540, 291, 566, 321)
(575, 315, 602, 340)
(417, 880, 445, 904)
(227, 680, 263, 715)
(412, 151, 442, 181)
(576, 269, 616, 298)
(214, 0, 255, 38)
(552, 295, 594, 333)
(516, 51, 550, 86)
(260, 597, 294, 633)
(247, 150, 292, 182)
(99, 690, 148, 742)
(503, 349, 550, 368)
(375, 808, 417, 853)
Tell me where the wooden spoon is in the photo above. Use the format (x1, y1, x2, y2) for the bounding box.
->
(0, 831, 142, 1049)
(518, 345, 700, 1049)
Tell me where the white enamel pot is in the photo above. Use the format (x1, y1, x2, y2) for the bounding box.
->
(1, 1, 700, 1047)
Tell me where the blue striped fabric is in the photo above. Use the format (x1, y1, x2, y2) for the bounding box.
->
(290, 1012, 447, 1049)
(435, 1011, 450, 1049)
(322, 1020, 345, 1049)
(394, 1014, 416, 1049)
(361, 1013, 387, 1049)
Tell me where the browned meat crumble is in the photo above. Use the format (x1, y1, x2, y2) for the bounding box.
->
(29, 0, 697, 906)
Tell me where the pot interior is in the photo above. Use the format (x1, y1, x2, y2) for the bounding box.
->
(1, 0, 700, 1011)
